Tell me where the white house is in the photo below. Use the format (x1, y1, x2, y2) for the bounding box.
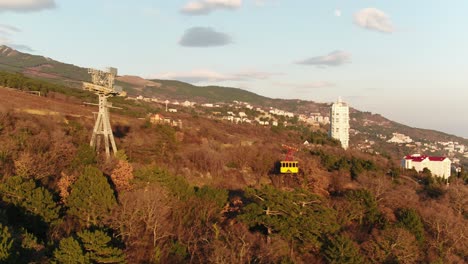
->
(388, 133, 413, 144)
(150, 114, 164, 124)
(182, 101, 195, 107)
(402, 154, 451, 179)
(168, 108, 177, 113)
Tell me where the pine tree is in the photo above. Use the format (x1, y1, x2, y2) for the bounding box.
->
(67, 166, 117, 227)
(395, 208, 425, 244)
(0, 176, 60, 224)
(53, 237, 89, 264)
(0, 224, 14, 262)
(77, 230, 125, 264)
(322, 234, 364, 264)
(239, 186, 339, 251)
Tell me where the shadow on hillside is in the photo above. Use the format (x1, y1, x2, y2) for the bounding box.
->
(113, 124, 130, 138)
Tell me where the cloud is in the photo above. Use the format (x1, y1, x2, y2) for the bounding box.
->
(235, 70, 281, 80)
(354, 8, 394, 33)
(0, 24, 20, 35)
(9, 44, 34, 52)
(0, 23, 34, 52)
(181, 0, 242, 15)
(0, 0, 56, 12)
(277, 81, 335, 90)
(296, 50, 351, 67)
(149, 69, 279, 83)
(179, 27, 232, 47)
(0, 38, 34, 52)
(334, 9, 341, 17)
(154, 69, 230, 83)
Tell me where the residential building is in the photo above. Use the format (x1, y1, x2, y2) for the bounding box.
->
(402, 154, 451, 179)
(329, 97, 349, 149)
(388, 133, 413, 144)
(150, 114, 164, 124)
(182, 101, 195, 107)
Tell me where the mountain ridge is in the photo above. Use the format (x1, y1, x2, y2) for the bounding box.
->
(0, 45, 466, 149)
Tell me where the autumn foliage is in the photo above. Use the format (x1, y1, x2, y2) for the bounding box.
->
(0, 93, 467, 263)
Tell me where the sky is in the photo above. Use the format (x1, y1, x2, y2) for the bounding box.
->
(1, 0, 467, 137)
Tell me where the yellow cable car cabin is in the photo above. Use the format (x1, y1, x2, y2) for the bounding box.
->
(280, 161, 299, 174)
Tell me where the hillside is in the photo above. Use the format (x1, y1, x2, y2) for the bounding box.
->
(0, 80, 467, 263)
(1, 45, 467, 164)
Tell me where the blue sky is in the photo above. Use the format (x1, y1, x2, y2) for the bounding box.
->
(1, 0, 467, 137)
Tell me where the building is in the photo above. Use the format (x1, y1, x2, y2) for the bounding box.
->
(182, 100, 195, 107)
(329, 97, 349, 149)
(402, 154, 451, 179)
(150, 114, 164, 124)
(387, 133, 413, 144)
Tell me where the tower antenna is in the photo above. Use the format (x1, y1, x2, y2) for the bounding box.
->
(83, 67, 120, 159)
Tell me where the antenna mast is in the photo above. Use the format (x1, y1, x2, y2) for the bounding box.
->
(83, 67, 119, 159)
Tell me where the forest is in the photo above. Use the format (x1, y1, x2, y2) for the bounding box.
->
(0, 74, 467, 263)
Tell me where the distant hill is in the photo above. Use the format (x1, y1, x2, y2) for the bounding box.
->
(0, 45, 89, 87)
(1, 45, 467, 160)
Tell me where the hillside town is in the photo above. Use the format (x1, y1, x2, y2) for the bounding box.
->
(135, 94, 466, 179)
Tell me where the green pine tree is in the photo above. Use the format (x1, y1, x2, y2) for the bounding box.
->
(0, 224, 14, 262)
(395, 208, 425, 244)
(322, 234, 364, 264)
(78, 230, 125, 264)
(53, 237, 89, 264)
(67, 166, 117, 227)
(0, 176, 60, 224)
(239, 186, 339, 251)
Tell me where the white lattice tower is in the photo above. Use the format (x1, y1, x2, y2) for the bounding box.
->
(84, 67, 119, 159)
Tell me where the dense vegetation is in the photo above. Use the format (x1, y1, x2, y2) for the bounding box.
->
(0, 67, 467, 263)
(0, 71, 92, 99)
(0, 100, 467, 263)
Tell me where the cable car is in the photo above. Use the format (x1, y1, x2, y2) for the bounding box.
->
(280, 144, 299, 174)
(280, 161, 299, 174)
